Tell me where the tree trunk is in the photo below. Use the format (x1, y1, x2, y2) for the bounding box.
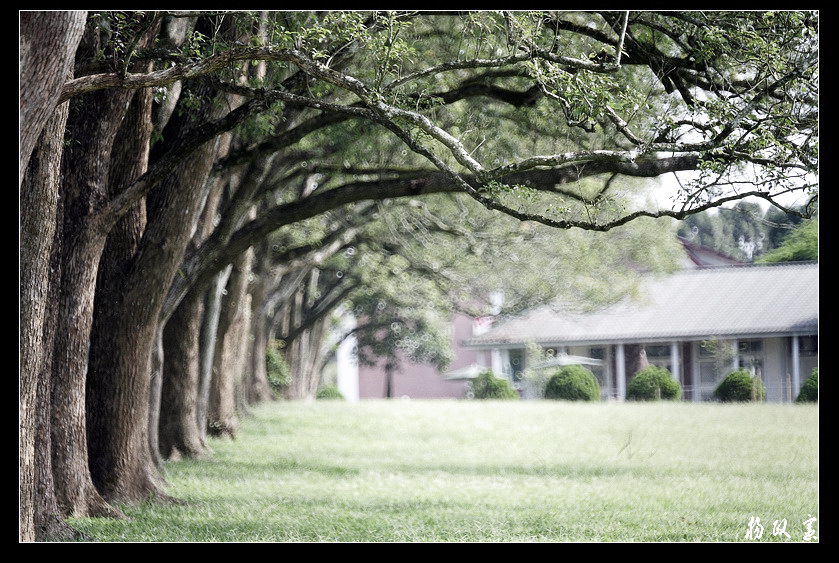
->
(19, 10, 86, 185)
(50, 84, 134, 518)
(198, 267, 232, 443)
(246, 241, 275, 404)
(148, 325, 166, 471)
(208, 249, 253, 437)
(235, 293, 254, 417)
(20, 102, 74, 541)
(625, 344, 643, 381)
(158, 164, 226, 459)
(35, 227, 87, 539)
(85, 131, 222, 502)
(159, 293, 207, 459)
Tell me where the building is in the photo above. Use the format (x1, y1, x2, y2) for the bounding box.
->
(464, 262, 818, 402)
(338, 234, 818, 402)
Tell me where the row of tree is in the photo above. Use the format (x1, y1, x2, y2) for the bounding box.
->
(20, 11, 817, 541)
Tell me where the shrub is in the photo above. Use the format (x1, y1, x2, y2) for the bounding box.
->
(316, 385, 345, 400)
(471, 370, 519, 400)
(713, 369, 766, 402)
(266, 342, 290, 394)
(544, 365, 600, 401)
(627, 366, 681, 401)
(796, 368, 818, 403)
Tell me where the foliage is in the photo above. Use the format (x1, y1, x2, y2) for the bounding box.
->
(520, 342, 553, 398)
(713, 369, 766, 402)
(544, 365, 600, 401)
(758, 219, 818, 263)
(677, 203, 808, 262)
(315, 384, 345, 400)
(266, 340, 290, 394)
(626, 366, 682, 401)
(470, 370, 519, 400)
(796, 368, 818, 403)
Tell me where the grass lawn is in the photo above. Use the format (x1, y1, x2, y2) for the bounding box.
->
(69, 400, 819, 542)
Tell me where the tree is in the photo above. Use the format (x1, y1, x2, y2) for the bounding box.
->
(677, 202, 809, 261)
(19, 10, 818, 540)
(757, 218, 818, 263)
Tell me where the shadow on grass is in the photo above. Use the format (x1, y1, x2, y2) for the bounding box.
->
(170, 458, 361, 480)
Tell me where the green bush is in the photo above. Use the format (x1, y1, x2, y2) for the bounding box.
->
(627, 366, 682, 401)
(316, 385, 345, 400)
(544, 365, 600, 401)
(796, 368, 818, 403)
(266, 342, 290, 394)
(471, 370, 519, 400)
(713, 369, 766, 402)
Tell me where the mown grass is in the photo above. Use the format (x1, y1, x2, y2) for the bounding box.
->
(69, 400, 819, 542)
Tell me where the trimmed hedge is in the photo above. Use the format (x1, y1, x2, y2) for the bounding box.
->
(471, 370, 519, 400)
(713, 369, 766, 402)
(544, 365, 600, 401)
(627, 366, 681, 401)
(316, 385, 345, 400)
(796, 368, 818, 403)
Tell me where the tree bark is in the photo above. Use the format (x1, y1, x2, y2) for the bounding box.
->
(158, 159, 226, 459)
(85, 130, 222, 501)
(19, 10, 86, 185)
(50, 83, 135, 518)
(20, 102, 74, 541)
(159, 293, 207, 459)
(235, 293, 254, 417)
(35, 219, 88, 539)
(246, 243, 275, 404)
(198, 267, 232, 442)
(208, 249, 253, 437)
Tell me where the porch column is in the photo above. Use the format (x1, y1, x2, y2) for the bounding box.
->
(792, 335, 800, 398)
(691, 342, 701, 403)
(731, 339, 739, 372)
(491, 348, 503, 375)
(670, 341, 681, 384)
(615, 343, 626, 400)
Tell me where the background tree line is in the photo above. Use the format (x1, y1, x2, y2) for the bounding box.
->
(20, 10, 817, 541)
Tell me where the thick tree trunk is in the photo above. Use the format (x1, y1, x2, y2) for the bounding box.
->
(51, 227, 123, 517)
(50, 84, 134, 518)
(20, 102, 72, 541)
(19, 10, 86, 185)
(246, 241, 275, 404)
(85, 131, 221, 502)
(88, 79, 157, 468)
(208, 250, 253, 437)
(159, 166, 226, 459)
(35, 229, 87, 540)
(159, 293, 207, 459)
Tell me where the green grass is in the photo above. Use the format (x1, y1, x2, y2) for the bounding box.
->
(69, 401, 819, 542)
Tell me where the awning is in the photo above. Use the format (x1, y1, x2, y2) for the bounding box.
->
(531, 353, 603, 369)
(443, 364, 486, 380)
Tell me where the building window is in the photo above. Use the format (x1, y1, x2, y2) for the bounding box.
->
(738, 339, 764, 380)
(588, 346, 607, 387)
(799, 335, 818, 356)
(644, 344, 672, 372)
